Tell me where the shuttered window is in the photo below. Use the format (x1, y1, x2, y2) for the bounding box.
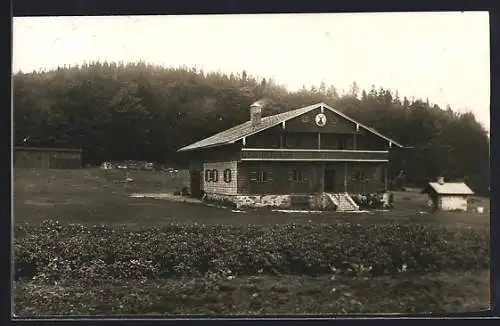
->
(223, 169, 232, 183)
(290, 169, 309, 183)
(262, 170, 273, 182)
(294, 170, 304, 182)
(249, 171, 257, 182)
(352, 170, 364, 182)
(205, 169, 219, 182)
(249, 168, 272, 183)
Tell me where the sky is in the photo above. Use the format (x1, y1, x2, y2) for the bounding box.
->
(12, 12, 490, 132)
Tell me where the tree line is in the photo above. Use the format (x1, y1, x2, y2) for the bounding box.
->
(13, 61, 490, 194)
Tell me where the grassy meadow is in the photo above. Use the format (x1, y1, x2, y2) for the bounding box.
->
(13, 168, 491, 316)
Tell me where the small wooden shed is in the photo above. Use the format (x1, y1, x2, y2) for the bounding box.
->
(421, 177, 474, 212)
(14, 146, 82, 169)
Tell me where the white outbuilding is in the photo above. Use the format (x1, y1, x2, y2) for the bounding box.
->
(421, 177, 474, 212)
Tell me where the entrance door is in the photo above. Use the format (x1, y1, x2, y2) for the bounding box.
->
(190, 170, 201, 198)
(324, 168, 336, 192)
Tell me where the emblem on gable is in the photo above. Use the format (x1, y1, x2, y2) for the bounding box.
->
(315, 113, 327, 127)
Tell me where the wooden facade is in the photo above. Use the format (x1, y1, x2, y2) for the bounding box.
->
(14, 147, 82, 169)
(236, 161, 386, 194)
(179, 103, 402, 198)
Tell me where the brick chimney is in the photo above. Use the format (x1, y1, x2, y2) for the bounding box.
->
(437, 177, 445, 185)
(250, 102, 262, 126)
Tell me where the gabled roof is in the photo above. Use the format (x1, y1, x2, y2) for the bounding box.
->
(422, 182, 474, 195)
(178, 102, 404, 152)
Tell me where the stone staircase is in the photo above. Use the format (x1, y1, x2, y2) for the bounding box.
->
(325, 193, 360, 212)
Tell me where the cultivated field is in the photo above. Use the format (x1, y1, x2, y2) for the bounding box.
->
(13, 168, 491, 316)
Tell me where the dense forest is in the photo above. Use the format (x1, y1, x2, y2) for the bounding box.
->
(13, 62, 490, 194)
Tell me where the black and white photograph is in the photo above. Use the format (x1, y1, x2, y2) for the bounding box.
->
(12, 11, 491, 316)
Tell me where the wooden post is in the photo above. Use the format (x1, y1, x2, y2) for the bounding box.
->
(317, 132, 321, 149)
(353, 132, 357, 150)
(344, 163, 348, 193)
(320, 163, 325, 193)
(384, 163, 388, 191)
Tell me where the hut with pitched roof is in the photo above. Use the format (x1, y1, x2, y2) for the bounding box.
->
(421, 177, 474, 211)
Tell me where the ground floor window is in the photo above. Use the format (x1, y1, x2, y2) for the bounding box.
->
(291, 169, 308, 182)
(205, 169, 218, 182)
(260, 170, 271, 182)
(249, 168, 273, 183)
(351, 170, 365, 182)
(223, 169, 232, 183)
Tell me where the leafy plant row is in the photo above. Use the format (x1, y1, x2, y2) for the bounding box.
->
(14, 220, 489, 283)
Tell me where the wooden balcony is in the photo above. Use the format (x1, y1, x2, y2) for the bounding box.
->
(240, 148, 389, 162)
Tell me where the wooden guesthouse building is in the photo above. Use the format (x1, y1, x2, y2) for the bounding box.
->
(178, 102, 405, 210)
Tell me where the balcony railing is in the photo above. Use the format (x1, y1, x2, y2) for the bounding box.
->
(240, 148, 389, 162)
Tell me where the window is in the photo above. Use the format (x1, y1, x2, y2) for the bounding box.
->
(223, 169, 232, 183)
(293, 170, 304, 182)
(249, 168, 273, 183)
(290, 169, 309, 183)
(205, 169, 219, 182)
(352, 170, 364, 182)
(261, 170, 270, 182)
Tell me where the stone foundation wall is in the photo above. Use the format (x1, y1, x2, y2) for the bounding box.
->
(205, 193, 292, 209)
(205, 192, 390, 210)
(204, 193, 337, 210)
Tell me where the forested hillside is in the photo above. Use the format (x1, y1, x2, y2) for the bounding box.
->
(13, 62, 490, 194)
